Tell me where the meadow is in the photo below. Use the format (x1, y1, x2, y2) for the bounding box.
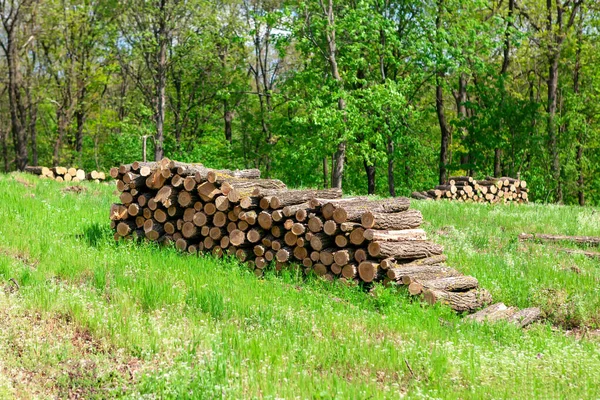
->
(0, 172, 599, 399)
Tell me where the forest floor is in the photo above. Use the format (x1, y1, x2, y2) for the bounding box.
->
(0, 172, 599, 399)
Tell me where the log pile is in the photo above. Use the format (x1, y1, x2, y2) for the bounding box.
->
(25, 166, 107, 183)
(412, 176, 528, 204)
(108, 158, 532, 317)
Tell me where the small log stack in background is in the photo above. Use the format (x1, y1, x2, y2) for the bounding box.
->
(412, 176, 528, 204)
(109, 158, 495, 314)
(25, 166, 107, 183)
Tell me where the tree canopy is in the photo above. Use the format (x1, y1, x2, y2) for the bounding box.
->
(0, 0, 599, 204)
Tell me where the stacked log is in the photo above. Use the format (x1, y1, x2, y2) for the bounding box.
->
(109, 159, 495, 313)
(25, 166, 107, 183)
(412, 176, 528, 204)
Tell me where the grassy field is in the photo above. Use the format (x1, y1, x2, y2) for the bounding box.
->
(0, 172, 599, 399)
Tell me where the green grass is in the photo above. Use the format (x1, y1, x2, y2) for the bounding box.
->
(0, 173, 599, 399)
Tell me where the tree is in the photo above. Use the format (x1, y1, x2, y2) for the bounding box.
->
(0, 0, 36, 170)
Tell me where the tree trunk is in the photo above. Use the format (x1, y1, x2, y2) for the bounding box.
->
(1, 129, 8, 172)
(435, 0, 449, 185)
(75, 107, 85, 161)
(547, 51, 561, 202)
(6, 28, 28, 171)
(29, 101, 37, 166)
(364, 159, 376, 194)
(574, 9, 584, 206)
(321, 0, 346, 190)
(323, 156, 329, 188)
(53, 110, 67, 167)
(224, 99, 233, 143)
(456, 73, 469, 169)
(494, 148, 502, 177)
(387, 135, 396, 196)
(155, 0, 167, 161)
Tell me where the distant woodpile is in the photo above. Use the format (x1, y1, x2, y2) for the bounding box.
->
(412, 176, 529, 204)
(109, 158, 496, 313)
(25, 166, 107, 183)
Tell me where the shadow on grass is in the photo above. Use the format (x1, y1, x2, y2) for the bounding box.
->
(79, 222, 114, 247)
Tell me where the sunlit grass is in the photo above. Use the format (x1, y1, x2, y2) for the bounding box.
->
(0, 172, 599, 398)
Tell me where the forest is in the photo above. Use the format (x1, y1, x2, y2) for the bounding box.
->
(0, 0, 598, 204)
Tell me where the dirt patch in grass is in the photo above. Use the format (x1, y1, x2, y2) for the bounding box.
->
(0, 296, 142, 399)
(12, 175, 35, 188)
(0, 247, 39, 269)
(62, 185, 87, 194)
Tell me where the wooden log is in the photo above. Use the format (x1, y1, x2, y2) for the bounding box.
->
(282, 202, 312, 217)
(387, 264, 459, 282)
(181, 222, 199, 239)
(423, 288, 492, 312)
(363, 228, 427, 242)
(239, 210, 257, 225)
(276, 247, 292, 262)
(197, 182, 221, 200)
(505, 307, 542, 327)
(209, 227, 225, 240)
(266, 188, 342, 209)
(333, 249, 354, 266)
(154, 209, 168, 223)
(334, 234, 348, 247)
(330, 197, 411, 223)
(349, 228, 366, 245)
(144, 220, 164, 241)
(408, 276, 479, 295)
(25, 166, 50, 175)
(239, 196, 260, 209)
(358, 261, 383, 283)
(116, 221, 137, 236)
(291, 222, 306, 236)
(270, 225, 282, 238)
(213, 211, 227, 227)
(361, 209, 423, 230)
(354, 248, 367, 263)
(319, 249, 335, 266)
(229, 229, 246, 246)
(465, 303, 519, 323)
(341, 264, 357, 279)
(368, 241, 444, 260)
(293, 246, 308, 261)
(257, 211, 273, 230)
(204, 203, 217, 216)
(192, 212, 208, 227)
(310, 233, 334, 251)
(518, 233, 600, 246)
(284, 231, 298, 247)
(247, 228, 263, 243)
(323, 220, 338, 236)
(308, 215, 323, 233)
(110, 204, 129, 221)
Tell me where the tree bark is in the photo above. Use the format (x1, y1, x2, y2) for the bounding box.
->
(435, 0, 450, 185)
(364, 159, 376, 194)
(423, 288, 492, 312)
(387, 135, 396, 196)
(574, 8, 584, 206)
(154, 0, 168, 161)
(360, 209, 422, 230)
(224, 99, 233, 144)
(5, 18, 28, 170)
(319, 0, 346, 189)
(545, 0, 582, 203)
(0, 129, 8, 171)
(323, 156, 329, 188)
